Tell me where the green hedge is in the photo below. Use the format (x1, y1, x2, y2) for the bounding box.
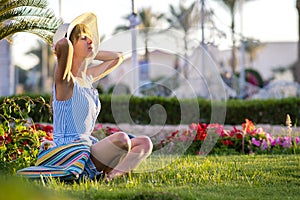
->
(0, 94, 299, 125)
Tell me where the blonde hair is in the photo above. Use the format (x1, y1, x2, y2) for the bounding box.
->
(69, 24, 92, 44)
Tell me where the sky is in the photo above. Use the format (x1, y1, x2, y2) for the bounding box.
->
(12, 0, 298, 69)
(48, 0, 298, 42)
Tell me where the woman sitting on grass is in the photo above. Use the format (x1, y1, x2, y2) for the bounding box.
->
(17, 12, 153, 181)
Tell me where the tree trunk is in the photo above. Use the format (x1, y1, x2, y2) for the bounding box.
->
(231, 13, 237, 74)
(296, 0, 300, 83)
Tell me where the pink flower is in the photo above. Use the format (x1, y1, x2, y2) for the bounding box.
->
(189, 123, 198, 131)
(254, 127, 264, 135)
(208, 124, 224, 136)
(261, 139, 268, 150)
(270, 138, 277, 147)
(252, 138, 261, 147)
(276, 137, 283, 146)
(180, 134, 187, 141)
(93, 124, 103, 131)
(281, 137, 292, 148)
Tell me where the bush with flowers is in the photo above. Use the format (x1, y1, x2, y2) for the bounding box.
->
(2, 118, 300, 173)
(156, 117, 300, 155)
(0, 97, 53, 172)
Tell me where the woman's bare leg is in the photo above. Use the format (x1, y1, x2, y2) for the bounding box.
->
(106, 136, 153, 180)
(90, 132, 131, 173)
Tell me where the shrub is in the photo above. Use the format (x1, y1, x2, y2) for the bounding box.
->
(2, 95, 300, 125)
(0, 96, 52, 172)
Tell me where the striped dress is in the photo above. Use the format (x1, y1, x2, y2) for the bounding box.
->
(17, 75, 101, 180)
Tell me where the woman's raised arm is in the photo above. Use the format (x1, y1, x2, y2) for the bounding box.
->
(87, 51, 124, 82)
(54, 38, 74, 83)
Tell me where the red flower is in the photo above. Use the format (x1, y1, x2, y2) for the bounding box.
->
(229, 126, 242, 137)
(106, 127, 120, 134)
(171, 130, 179, 137)
(196, 132, 207, 141)
(221, 140, 233, 146)
(43, 125, 53, 134)
(4, 133, 12, 144)
(44, 132, 53, 141)
(166, 136, 172, 140)
(17, 148, 23, 154)
(22, 140, 29, 146)
(235, 133, 243, 139)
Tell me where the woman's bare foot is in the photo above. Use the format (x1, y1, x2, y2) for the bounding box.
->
(105, 169, 126, 182)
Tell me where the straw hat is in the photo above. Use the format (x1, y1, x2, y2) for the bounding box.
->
(52, 12, 100, 80)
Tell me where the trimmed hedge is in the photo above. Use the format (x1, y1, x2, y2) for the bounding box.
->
(0, 94, 299, 125)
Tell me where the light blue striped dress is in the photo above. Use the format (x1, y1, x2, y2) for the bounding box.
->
(51, 75, 101, 179)
(52, 76, 101, 146)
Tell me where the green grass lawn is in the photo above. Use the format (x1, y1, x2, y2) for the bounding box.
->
(1, 154, 299, 200)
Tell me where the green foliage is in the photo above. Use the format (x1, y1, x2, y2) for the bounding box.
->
(0, 96, 49, 173)
(0, 0, 63, 45)
(0, 94, 52, 123)
(99, 96, 300, 125)
(225, 97, 300, 125)
(2, 95, 300, 125)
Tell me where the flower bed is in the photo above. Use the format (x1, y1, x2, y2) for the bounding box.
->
(1, 118, 299, 172)
(156, 118, 300, 155)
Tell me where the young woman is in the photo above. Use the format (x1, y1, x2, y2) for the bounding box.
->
(18, 13, 153, 181)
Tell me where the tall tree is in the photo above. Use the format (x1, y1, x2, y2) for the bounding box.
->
(138, 7, 164, 62)
(215, 0, 252, 73)
(114, 7, 164, 63)
(217, 0, 238, 73)
(0, 0, 62, 45)
(166, 1, 198, 77)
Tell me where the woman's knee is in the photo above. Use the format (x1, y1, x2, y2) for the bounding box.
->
(111, 132, 131, 151)
(137, 136, 153, 153)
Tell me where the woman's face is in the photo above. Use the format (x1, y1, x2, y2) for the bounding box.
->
(73, 33, 94, 59)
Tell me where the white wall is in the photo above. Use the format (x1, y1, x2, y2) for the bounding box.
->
(218, 42, 297, 81)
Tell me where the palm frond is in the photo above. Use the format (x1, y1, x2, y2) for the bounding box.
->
(1, 7, 59, 24)
(0, 0, 48, 17)
(0, 0, 62, 45)
(113, 25, 130, 34)
(0, 16, 62, 44)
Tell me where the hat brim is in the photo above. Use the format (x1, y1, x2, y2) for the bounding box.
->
(53, 12, 99, 61)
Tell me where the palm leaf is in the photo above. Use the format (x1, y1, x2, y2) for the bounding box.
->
(0, 0, 62, 45)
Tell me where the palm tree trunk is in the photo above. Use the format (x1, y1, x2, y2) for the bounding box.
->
(231, 13, 237, 74)
(296, 0, 300, 83)
(183, 32, 189, 78)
